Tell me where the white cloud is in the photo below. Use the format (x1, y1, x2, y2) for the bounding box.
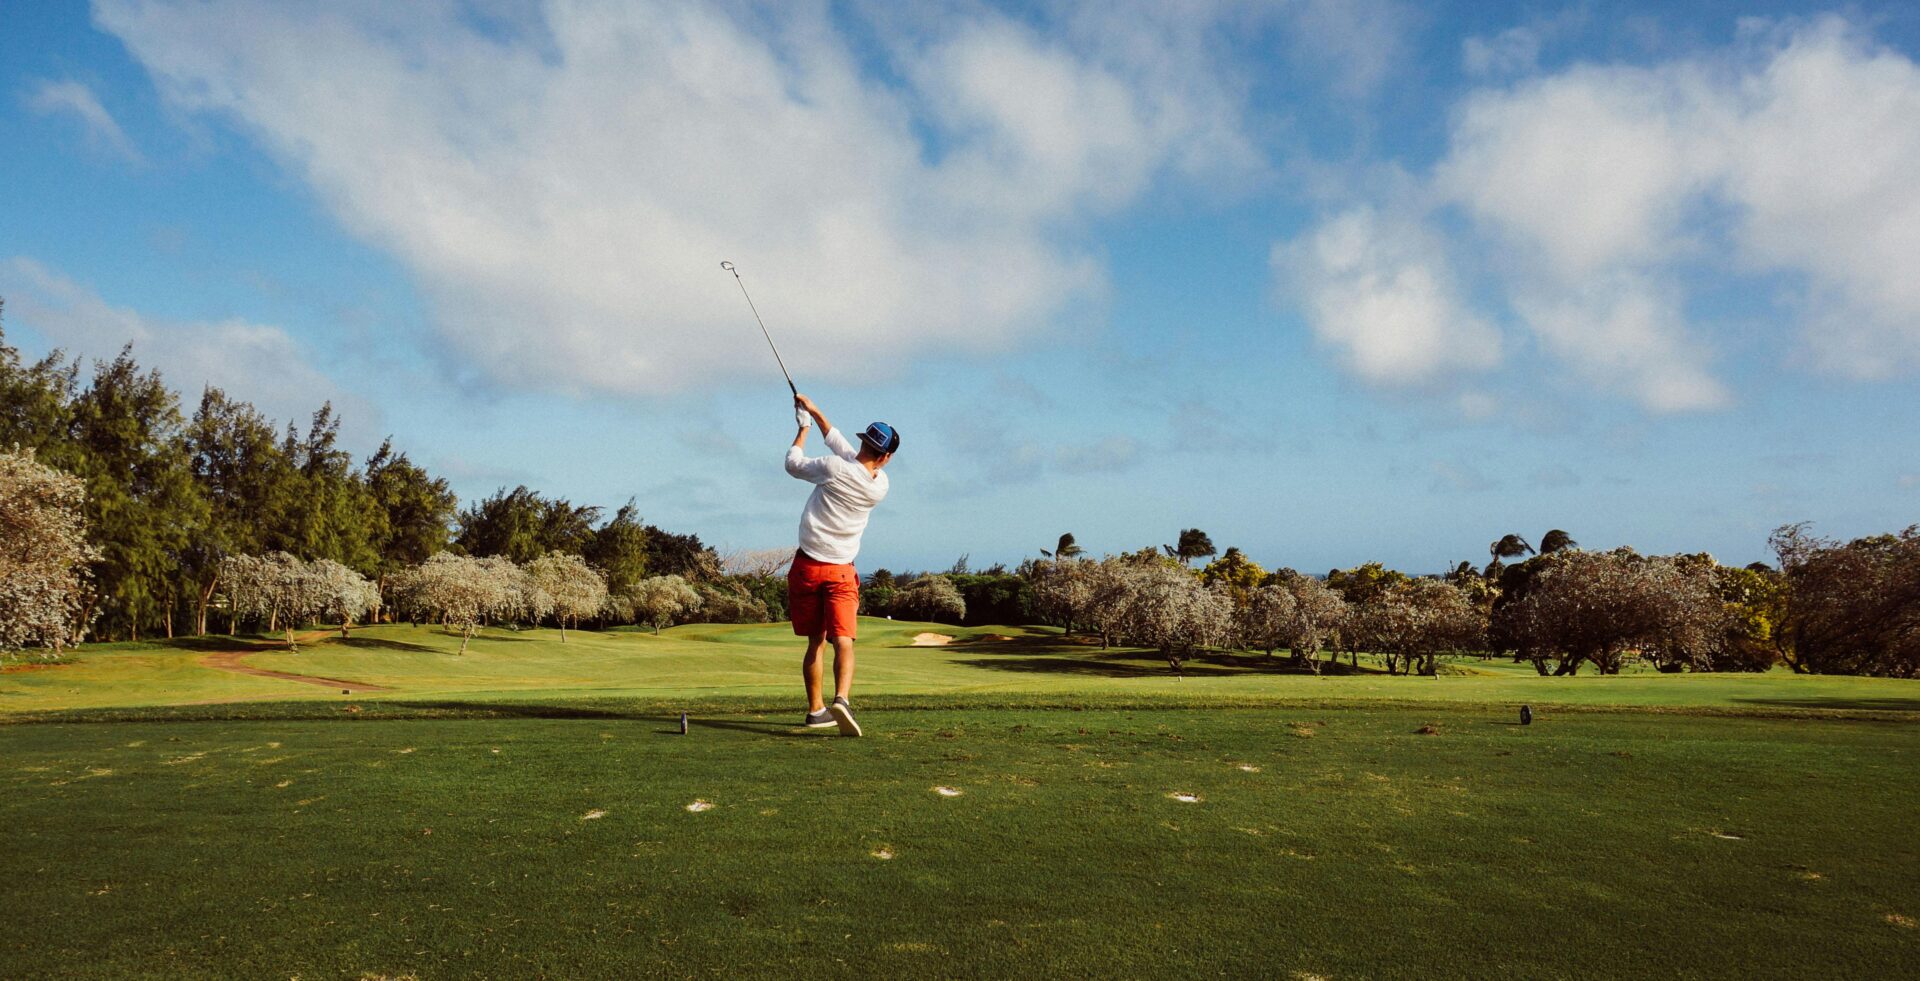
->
(94, 0, 1267, 397)
(1462, 26, 1544, 77)
(1461, 8, 1587, 78)
(1720, 19, 1920, 378)
(1289, 15, 1920, 412)
(22, 79, 142, 162)
(1435, 63, 1730, 279)
(1510, 275, 1730, 412)
(1279, 0, 1414, 98)
(0, 257, 368, 432)
(1276, 205, 1502, 388)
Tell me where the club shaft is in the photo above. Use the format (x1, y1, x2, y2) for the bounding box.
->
(723, 262, 797, 395)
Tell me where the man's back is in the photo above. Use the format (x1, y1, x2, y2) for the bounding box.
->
(786, 427, 888, 564)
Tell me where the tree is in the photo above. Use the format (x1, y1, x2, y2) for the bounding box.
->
(1039, 532, 1084, 560)
(311, 559, 380, 638)
(643, 525, 718, 581)
(1770, 523, 1920, 677)
(1352, 579, 1485, 676)
(1484, 533, 1535, 579)
(1167, 528, 1216, 567)
(1270, 570, 1349, 671)
(364, 439, 456, 586)
(456, 486, 600, 562)
(1326, 562, 1409, 606)
(584, 500, 651, 596)
(628, 575, 701, 635)
(1494, 549, 1729, 675)
(278, 404, 381, 575)
(218, 552, 330, 651)
(1028, 557, 1093, 635)
(0, 314, 81, 463)
(185, 388, 293, 634)
(68, 347, 207, 641)
(0, 449, 98, 655)
(1539, 529, 1578, 555)
(1201, 547, 1267, 606)
(388, 553, 519, 653)
(893, 574, 966, 624)
(1235, 581, 1295, 655)
(1110, 561, 1231, 673)
(525, 552, 608, 641)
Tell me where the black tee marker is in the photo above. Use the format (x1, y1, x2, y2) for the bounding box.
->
(680, 712, 689, 735)
(1520, 705, 1534, 726)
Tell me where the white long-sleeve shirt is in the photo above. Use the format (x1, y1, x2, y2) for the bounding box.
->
(785, 427, 889, 564)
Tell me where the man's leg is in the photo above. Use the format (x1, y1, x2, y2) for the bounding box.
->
(831, 635, 855, 702)
(802, 633, 828, 712)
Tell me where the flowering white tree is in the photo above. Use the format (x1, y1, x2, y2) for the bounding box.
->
(1352, 578, 1485, 676)
(390, 552, 518, 653)
(1235, 581, 1296, 655)
(219, 551, 331, 651)
(525, 552, 608, 642)
(1110, 560, 1233, 673)
(312, 559, 381, 638)
(628, 574, 702, 635)
(478, 556, 535, 627)
(893, 574, 966, 624)
(1030, 557, 1094, 636)
(1272, 571, 1350, 671)
(1, 450, 98, 656)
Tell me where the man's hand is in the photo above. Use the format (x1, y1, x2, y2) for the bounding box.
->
(794, 393, 831, 433)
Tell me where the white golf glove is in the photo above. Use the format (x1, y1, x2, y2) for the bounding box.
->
(796, 406, 812, 429)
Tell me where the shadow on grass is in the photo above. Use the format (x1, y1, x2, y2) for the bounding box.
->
(332, 637, 442, 655)
(955, 651, 1385, 679)
(386, 701, 812, 737)
(1733, 696, 1920, 713)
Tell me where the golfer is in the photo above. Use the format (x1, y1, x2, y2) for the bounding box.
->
(785, 393, 898, 736)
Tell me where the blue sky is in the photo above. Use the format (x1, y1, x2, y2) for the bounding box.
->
(3, 0, 1917, 574)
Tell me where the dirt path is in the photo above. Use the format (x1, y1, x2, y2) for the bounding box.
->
(198, 632, 390, 694)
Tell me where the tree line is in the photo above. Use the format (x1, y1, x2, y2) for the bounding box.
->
(4, 307, 1914, 675)
(1015, 527, 1919, 677)
(0, 312, 753, 644)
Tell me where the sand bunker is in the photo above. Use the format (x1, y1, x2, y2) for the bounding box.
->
(910, 632, 955, 646)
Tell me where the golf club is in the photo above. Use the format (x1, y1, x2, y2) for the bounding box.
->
(721, 260, 799, 397)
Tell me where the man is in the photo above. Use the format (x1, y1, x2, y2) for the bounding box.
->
(785, 393, 898, 736)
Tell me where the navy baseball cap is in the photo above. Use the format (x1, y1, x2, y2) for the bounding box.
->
(859, 421, 900, 454)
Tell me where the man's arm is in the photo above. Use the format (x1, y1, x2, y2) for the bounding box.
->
(785, 411, 831, 483)
(797, 393, 861, 463)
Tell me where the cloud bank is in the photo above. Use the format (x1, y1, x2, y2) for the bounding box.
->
(1283, 17, 1920, 411)
(93, 0, 1278, 397)
(1, 257, 366, 432)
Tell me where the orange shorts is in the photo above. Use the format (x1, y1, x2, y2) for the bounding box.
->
(788, 551, 860, 639)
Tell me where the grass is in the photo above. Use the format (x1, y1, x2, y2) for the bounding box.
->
(6, 619, 1919, 718)
(5, 703, 1917, 978)
(4, 621, 1918, 977)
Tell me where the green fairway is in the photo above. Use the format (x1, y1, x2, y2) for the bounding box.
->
(6, 620, 1919, 718)
(4, 702, 1917, 978)
(5, 623, 1919, 977)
